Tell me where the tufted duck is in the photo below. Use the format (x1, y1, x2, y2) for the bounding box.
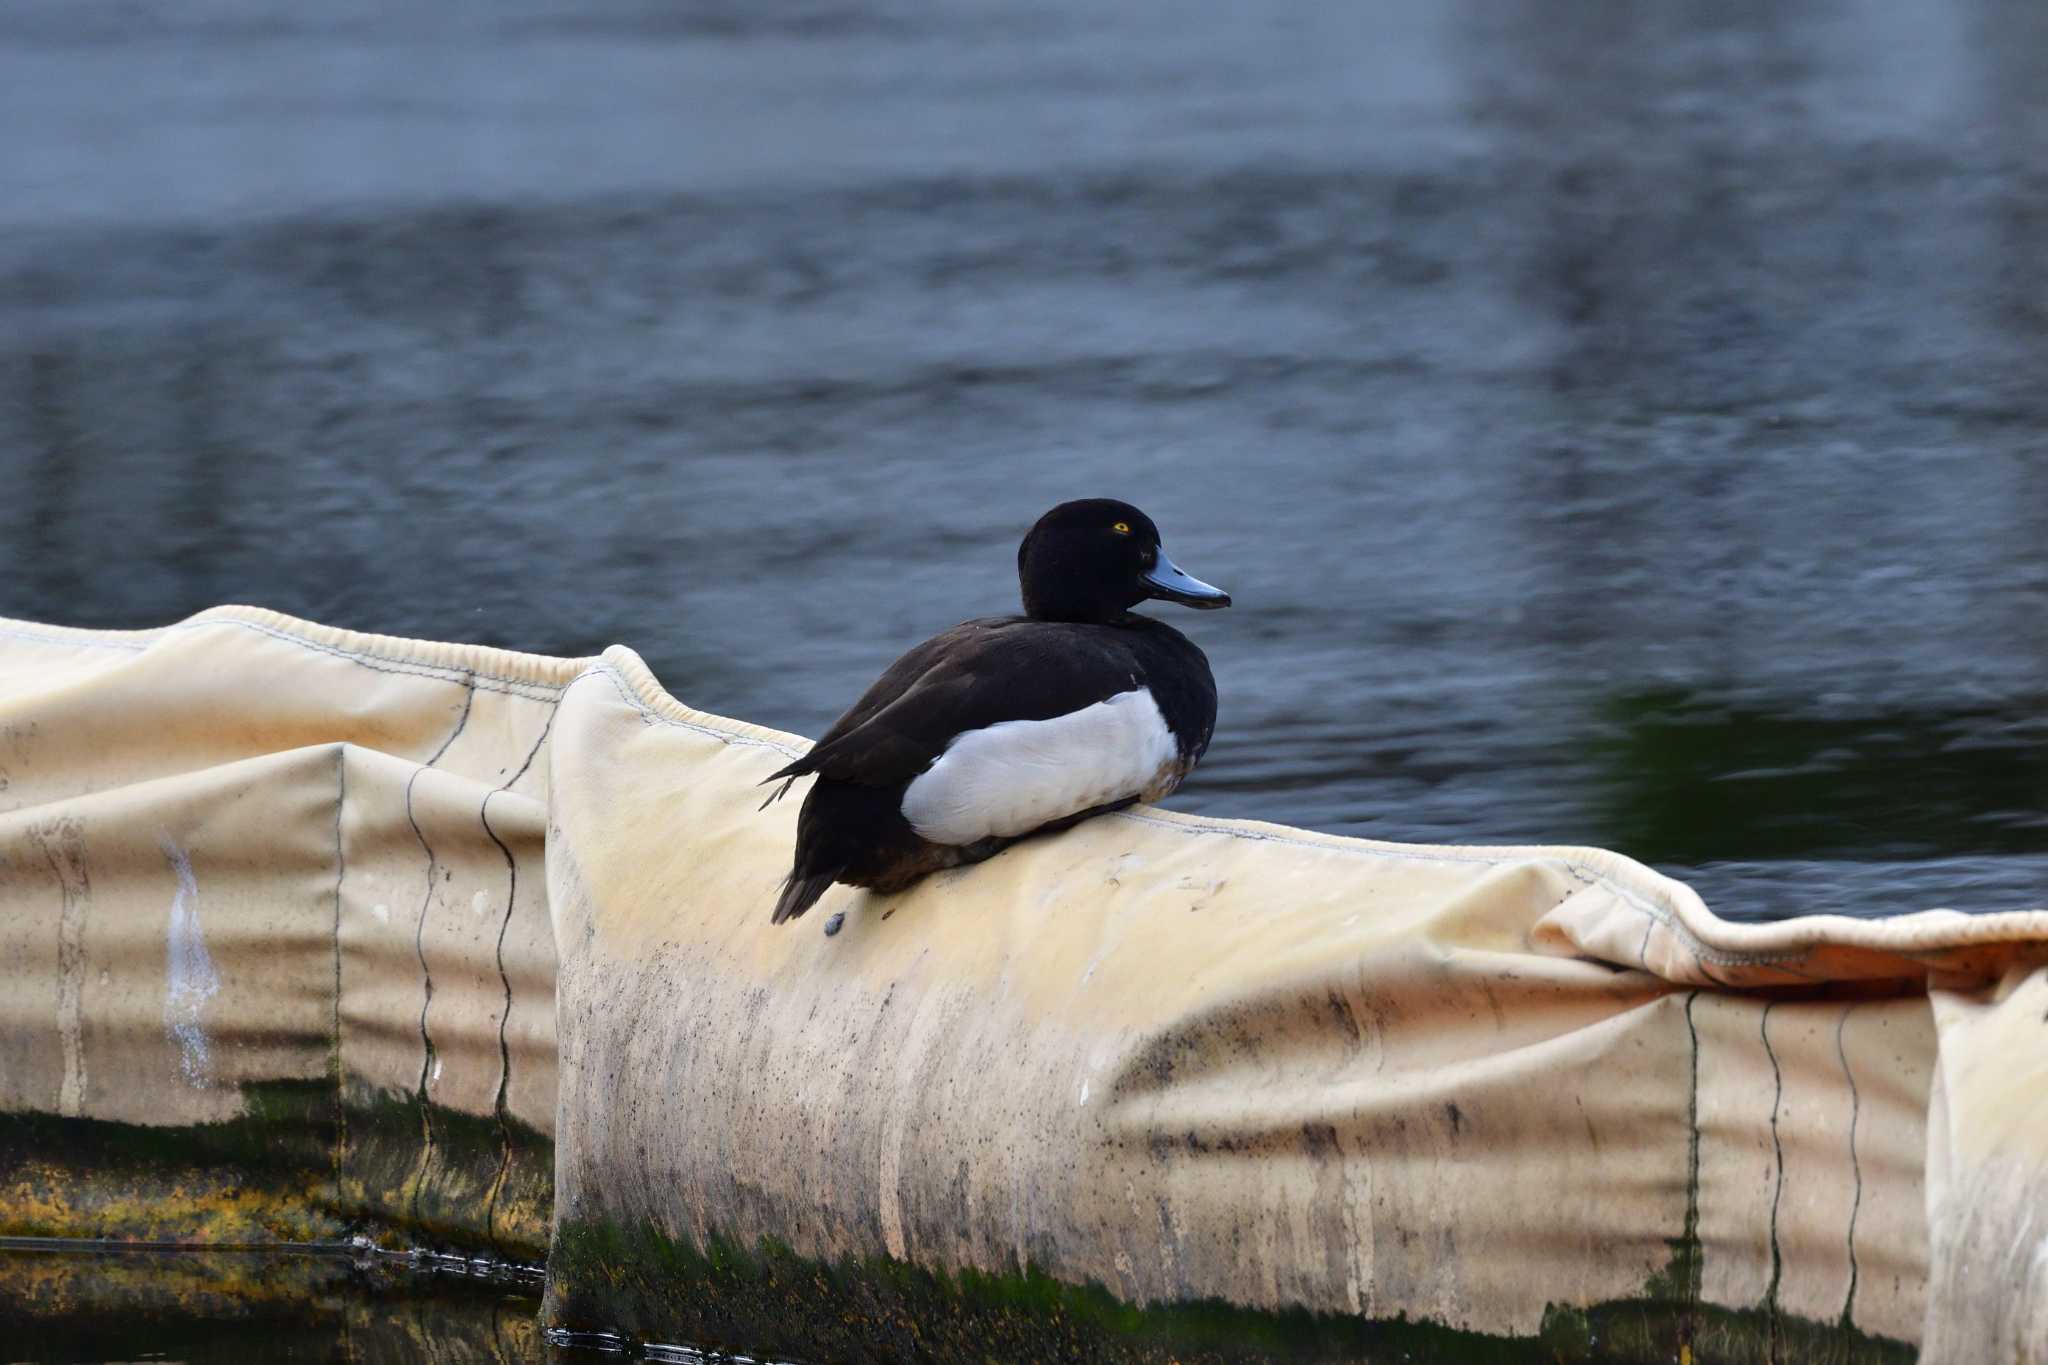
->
(759, 499, 1228, 924)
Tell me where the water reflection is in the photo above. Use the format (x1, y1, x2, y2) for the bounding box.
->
(0, 1246, 806, 1364)
(0, 1248, 545, 1364)
(1596, 689, 2048, 864)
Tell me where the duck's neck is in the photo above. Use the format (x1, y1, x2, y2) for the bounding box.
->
(1020, 585, 1137, 624)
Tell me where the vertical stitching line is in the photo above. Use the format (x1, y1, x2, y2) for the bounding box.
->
(1835, 1003, 1863, 1330)
(406, 673, 475, 1231)
(478, 707, 557, 1253)
(330, 743, 348, 1221)
(427, 678, 477, 767)
(403, 763, 439, 1232)
(1762, 1000, 1785, 1365)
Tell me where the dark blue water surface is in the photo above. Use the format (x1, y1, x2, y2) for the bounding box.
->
(4, 16, 2047, 886)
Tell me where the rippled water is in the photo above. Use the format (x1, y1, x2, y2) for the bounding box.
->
(2, 0, 2043, 942)
(0, 1245, 554, 1364)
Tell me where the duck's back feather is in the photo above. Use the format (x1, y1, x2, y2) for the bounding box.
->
(765, 616, 1169, 792)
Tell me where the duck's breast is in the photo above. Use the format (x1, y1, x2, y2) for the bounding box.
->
(899, 688, 1178, 845)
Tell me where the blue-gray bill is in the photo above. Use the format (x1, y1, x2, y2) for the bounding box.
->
(1143, 550, 1231, 609)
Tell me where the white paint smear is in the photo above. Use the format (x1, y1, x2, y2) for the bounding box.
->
(161, 836, 221, 1088)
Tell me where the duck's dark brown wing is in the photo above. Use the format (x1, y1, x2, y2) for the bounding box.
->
(761, 617, 1148, 794)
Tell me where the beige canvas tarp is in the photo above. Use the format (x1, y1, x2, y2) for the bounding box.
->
(2, 606, 2044, 1363)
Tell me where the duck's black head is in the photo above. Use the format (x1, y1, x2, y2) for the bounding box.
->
(1016, 499, 1231, 624)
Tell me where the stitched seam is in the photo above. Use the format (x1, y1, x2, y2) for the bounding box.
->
(169, 618, 571, 699)
(1763, 1000, 1785, 1363)
(1836, 1003, 1863, 1330)
(1620, 892, 1816, 970)
(0, 624, 150, 653)
(1635, 903, 1811, 970)
(0, 615, 575, 688)
(329, 744, 348, 1219)
(1112, 808, 1807, 967)
(0, 615, 571, 696)
(479, 706, 556, 1253)
(406, 674, 474, 1230)
(576, 662, 808, 758)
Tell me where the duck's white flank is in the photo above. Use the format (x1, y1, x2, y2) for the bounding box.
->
(900, 688, 1177, 845)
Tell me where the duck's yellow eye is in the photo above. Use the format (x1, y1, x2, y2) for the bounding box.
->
(1112, 521, 1131, 535)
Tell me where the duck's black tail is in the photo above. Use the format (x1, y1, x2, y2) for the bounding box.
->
(765, 775, 889, 925)
(771, 872, 835, 924)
